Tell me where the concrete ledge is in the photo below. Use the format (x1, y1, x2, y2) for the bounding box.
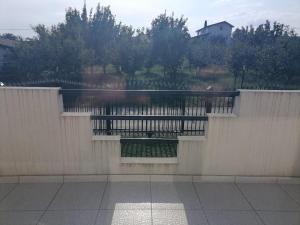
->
(207, 113, 237, 118)
(277, 177, 300, 184)
(0, 176, 19, 183)
(239, 89, 300, 93)
(64, 175, 108, 182)
(193, 176, 235, 183)
(178, 136, 206, 141)
(121, 157, 178, 164)
(0, 87, 60, 90)
(151, 175, 192, 182)
(108, 175, 150, 182)
(61, 112, 91, 117)
(1, 175, 299, 183)
(93, 135, 121, 141)
(235, 176, 278, 183)
(19, 176, 63, 183)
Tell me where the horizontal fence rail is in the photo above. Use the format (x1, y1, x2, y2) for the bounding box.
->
(59, 89, 239, 97)
(60, 89, 239, 137)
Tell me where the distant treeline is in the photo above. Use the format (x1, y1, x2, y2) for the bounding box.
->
(1, 3, 300, 88)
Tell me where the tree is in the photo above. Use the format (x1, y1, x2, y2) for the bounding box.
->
(1, 7, 90, 82)
(229, 42, 257, 88)
(114, 26, 150, 76)
(188, 37, 229, 73)
(0, 33, 19, 41)
(255, 36, 300, 85)
(89, 4, 118, 74)
(55, 8, 90, 79)
(149, 13, 190, 76)
(229, 20, 298, 88)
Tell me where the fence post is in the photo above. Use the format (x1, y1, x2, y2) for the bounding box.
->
(106, 103, 112, 135)
(205, 97, 212, 114)
(181, 96, 185, 133)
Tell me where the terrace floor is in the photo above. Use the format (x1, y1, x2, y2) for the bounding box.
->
(0, 181, 299, 225)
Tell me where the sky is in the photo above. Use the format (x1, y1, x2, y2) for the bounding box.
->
(0, 0, 299, 37)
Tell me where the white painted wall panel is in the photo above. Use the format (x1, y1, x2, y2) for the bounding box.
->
(0, 88, 299, 176)
(202, 90, 300, 176)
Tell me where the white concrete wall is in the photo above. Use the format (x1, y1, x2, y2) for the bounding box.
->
(0, 87, 62, 175)
(90, 136, 206, 175)
(0, 87, 95, 175)
(202, 90, 300, 176)
(0, 88, 300, 176)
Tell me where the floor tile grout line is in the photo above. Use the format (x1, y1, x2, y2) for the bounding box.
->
(98, 180, 109, 210)
(192, 182, 211, 225)
(0, 183, 19, 204)
(35, 183, 64, 225)
(277, 183, 300, 207)
(93, 180, 109, 225)
(234, 183, 267, 225)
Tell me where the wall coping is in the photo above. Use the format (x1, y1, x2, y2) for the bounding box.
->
(121, 157, 178, 164)
(239, 89, 300, 93)
(2, 87, 299, 92)
(207, 113, 237, 118)
(0, 87, 61, 90)
(178, 136, 206, 141)
(61, 112, 91, 117)
(92, 135, 121, 141)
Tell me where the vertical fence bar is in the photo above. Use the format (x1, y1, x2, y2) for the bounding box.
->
(181, 95, 185, 133)
(231, 96, 235, 113)
(205, 96, 212, 114)
(106, 103, 112, 135)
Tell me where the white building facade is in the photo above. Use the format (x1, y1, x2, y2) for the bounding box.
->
(196, 21, 234, 42)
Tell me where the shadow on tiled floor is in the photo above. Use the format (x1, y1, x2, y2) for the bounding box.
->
(0, 182, 299, 225)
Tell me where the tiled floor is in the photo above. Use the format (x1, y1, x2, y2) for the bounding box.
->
(0, 182, 299, 225)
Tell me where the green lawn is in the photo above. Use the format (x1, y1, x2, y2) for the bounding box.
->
(121, 142, 177, 158)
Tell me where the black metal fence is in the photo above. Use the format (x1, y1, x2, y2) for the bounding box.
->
(59, 89, 239, 138)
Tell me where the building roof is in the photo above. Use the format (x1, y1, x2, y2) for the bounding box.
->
(0, 38, 17, 48)
(196, 21, 234, 32)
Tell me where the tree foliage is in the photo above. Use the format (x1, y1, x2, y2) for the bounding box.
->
(149, 13, 190, 75)
(230, 20, 300, 87)
(188, 38, 229, 70)
(1, 3, 300, 90)
(115, 27, 150, 75)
